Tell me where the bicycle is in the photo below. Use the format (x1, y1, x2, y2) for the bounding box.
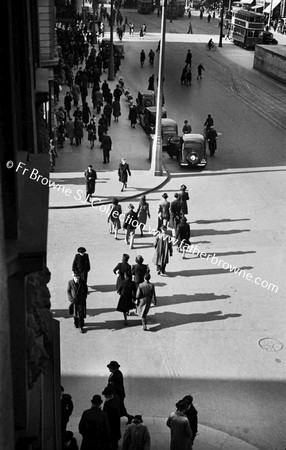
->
(205, 43, 216, 51)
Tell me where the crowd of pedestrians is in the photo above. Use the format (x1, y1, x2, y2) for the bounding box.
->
(180, 49, 206, 85)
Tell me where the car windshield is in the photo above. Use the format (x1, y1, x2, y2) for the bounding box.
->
(163, 127, 176, 133)
(184, 142, 203, 152)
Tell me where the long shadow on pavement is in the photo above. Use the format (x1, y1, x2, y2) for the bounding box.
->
(166, 266, 253, 277)
(157, 293, 230, 307)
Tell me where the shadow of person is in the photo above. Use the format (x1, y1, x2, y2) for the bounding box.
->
(157, 293, 230, 308)
(166, 266, 253, 277)
(149, 310, 241, 332)
(51, 307, 115, 319)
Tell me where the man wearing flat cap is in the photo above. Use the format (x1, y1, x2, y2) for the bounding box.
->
(157, 193, 170, 231)
(107, 361, 134, 424)
(72, 247, 90, 282)
(79, 395, 111, 450)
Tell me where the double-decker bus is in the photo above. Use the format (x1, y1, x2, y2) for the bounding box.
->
(230, 9, 264, 48)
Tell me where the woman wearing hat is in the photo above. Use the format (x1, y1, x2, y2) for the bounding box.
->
(107, 197, 122, 239)
(79, 395, 111, 449)
(137, 195, 151, 237)
(123, 204, 138, 249)
(178, 185, 189, 216)
(72, 247, 90, 282)
(166, 399, 193, 450)
(113, 254, 131, 291)
(107, 361, 134, 424)
(116, 271, 136, 325)
(157, 193, 170, 231)
(122, 415, 151, 450)
(131, 255, 150, 290)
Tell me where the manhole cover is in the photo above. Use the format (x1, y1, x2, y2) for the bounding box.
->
(259, 338, 283, 352)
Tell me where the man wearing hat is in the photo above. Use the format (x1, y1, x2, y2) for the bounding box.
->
(84, 165, 97, 202)
(157, 193, 170, 231)
(102, 385, 121, 449)
(123, 204, 138, 249)
(107, 361, 134, 424)
(131, 255, 150, 289)
(122, 415, 151, 450)
(72, 247, 90, 282)
(176, 217, 191, 258)
(79, 395, 111, 450)
(118, 158, 131, 192)
(166, 399, 193, 449)
(67, 274, 88, 333)
(153, 226, 173, 275)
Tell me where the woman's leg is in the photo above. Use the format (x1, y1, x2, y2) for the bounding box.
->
(130, 231, 135, 249)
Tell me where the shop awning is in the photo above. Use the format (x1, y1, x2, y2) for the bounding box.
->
(264, 0, 281, 13)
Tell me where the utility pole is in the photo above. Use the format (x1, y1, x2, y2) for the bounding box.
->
(92, 0, 97, 44)
(219, 0, 225, 47)
(108, 0, 114, 81)
(150, 0, 167, 176)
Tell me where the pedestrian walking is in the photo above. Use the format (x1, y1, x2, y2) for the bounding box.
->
(82, 102, 91, 127)
(74, 116, 84, 146)
(140, 49, 146, 66)
(156, 40, 161, 52)
(170, 193, 183, 237)
(72, 247, 91, 282)
(112, 99, 121, 122)
(157, 193, 170, 231)
(113, 84, 122, 102)
(148, 49, 155, 66)
(136, 273, 156, 331)
(181, 395, 198, 445)
(176, 217, 191, 258)
(187, 21, 193, 34)
(204, 113, 214, 134)
(66, 117, 75, 145)
(107, 197, 122, 239)
(84, 165, 97, 202)
(98, 114, 108, 142)
(116, 271, 136, 325)
(197, 63, 205, 80)
(131, 255, 149, 290)
(79, 395, 111, 450)
(142, 24, 147, 35)
(128, 104, 138, 128)
(61, 386, 74, 433)
(106, 361, 134, 424)
(185, 50, 192, 68)
(148, 74, 155, 91)
(102, 386, 122, 450)
(207, 126, 218, 156)
(101, 130, 112, 164)
(166, 399, 193, 450)
(67, 274, 88, 333)
(180, 66, 187, 85)
(207, 13, 211, 22)
(92, 87, 104, 114)
(137, 195, 150, 237)
(139, 27, 144, 38)
(103, 102, 112, 127)
(118, 158, 131, 192)
(122, 415, 151, 450)
(185, 69, 192, 86)
(57, 119, 66, 149)
(62, 431, 78, 450)
(178, 184, 189, 215)
(153, 226, 173, 275)
(49, 139, 57, 172)
(123, 204, 138, 249)
(113, 254, 131, 291)
(86, 118, 97, 148)
(71, 82, 80, 107)
(64, 91, 73, 119)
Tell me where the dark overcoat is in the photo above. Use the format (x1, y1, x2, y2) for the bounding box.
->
(117, 279, 136, 312)
(67, 279, 88, 319)
(169, 199, 183, 229)
(108, 369, 125, 400)
(118, 163, 131, 184)
(131, 263, 149, 288)
(79, 407, 111, 450)
(72, 253, 91, 279)
(178, 191, 189, 215)
(103, 396, 122, 441)
(153, 234, 173, 267)
(113, 261, 132, 291)
(84, 169, 97, 195)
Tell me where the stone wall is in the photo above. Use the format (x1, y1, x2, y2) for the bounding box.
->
(253, 45, 286, 85)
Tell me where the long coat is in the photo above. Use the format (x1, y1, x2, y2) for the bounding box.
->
(113, 261, 132, 291)
(66, 119, 75, 139)
(103, 396, 121, 442)
(118, 163, 131, 184)
(137, 201, 150, 226)
(72, 253, 91, 280)
(108, 369, 125, 400)
(153, 234, 173, 267)
(112, 100, 121, 118)
(117, 279, 136, 313)
(178, 191, 189, 215)
(166, 411, 193, 450)
(84, 169, 97, 195)
(67, 279, 88, 319)
(136, 280, 156, 318)
(131, 263, 149, 288)
(128, 106, 138, 125)
(122, 423, 151, 450)
(169, 199, 183, 229)
(74, 119, 84, 139)
(176, 222, 191, 246)
(79, 406, 111, 450)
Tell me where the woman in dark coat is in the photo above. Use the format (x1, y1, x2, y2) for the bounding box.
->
(112, 99, 121, 122)
(74, 117, 84, 146)
(86, 118, 97, 149)
(131, 255, 149, 289)
(207, 126, 218, 157)
(128, 104, 138, 128)
(84, 165, 97, 202)
(137, 195, 150, 237)
(113, 254, 131, 291)
(178, 184, 189, 216)
(123, 204, 138, 249)
(107, 361, 134, 423)
(82, 102, 91, 127)
(107, 197, 122, 239)
(118, 158, 131, 192)
(116, 272, 136, 324)
(72, 247, 91, 282)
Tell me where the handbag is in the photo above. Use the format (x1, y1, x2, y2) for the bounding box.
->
(68, 302, 74, 315)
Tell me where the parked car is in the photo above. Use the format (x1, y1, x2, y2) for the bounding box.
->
(140, 106, 167, 135)
(137, 91, 156, 115)
(262, 31, 278, 45)
(100, 39, 125, 58)
(179, 133, 207, 168)
(161, 118, 178, 148)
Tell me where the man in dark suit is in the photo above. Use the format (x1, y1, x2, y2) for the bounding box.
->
(84, 165, 97, 202)
(72, 247, 90, 282)
(101, 131, 112, 164)
(107, 361, 134, 424)
(170, 193, 183, 238)
(102, 386, 121, 450)
(67, 274, 88, 333)
(79, 395, 111, 450)
(181, 395, 198, 445)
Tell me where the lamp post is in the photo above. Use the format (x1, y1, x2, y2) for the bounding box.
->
(218, 0, 225, 47)
(108, 0, 115, 81)
(150, 0, 167, 176)
(267, 0, 274, 27)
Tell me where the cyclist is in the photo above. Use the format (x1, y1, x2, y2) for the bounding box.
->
(148, 49, 155, 66)
(207, 38, 214, 50)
